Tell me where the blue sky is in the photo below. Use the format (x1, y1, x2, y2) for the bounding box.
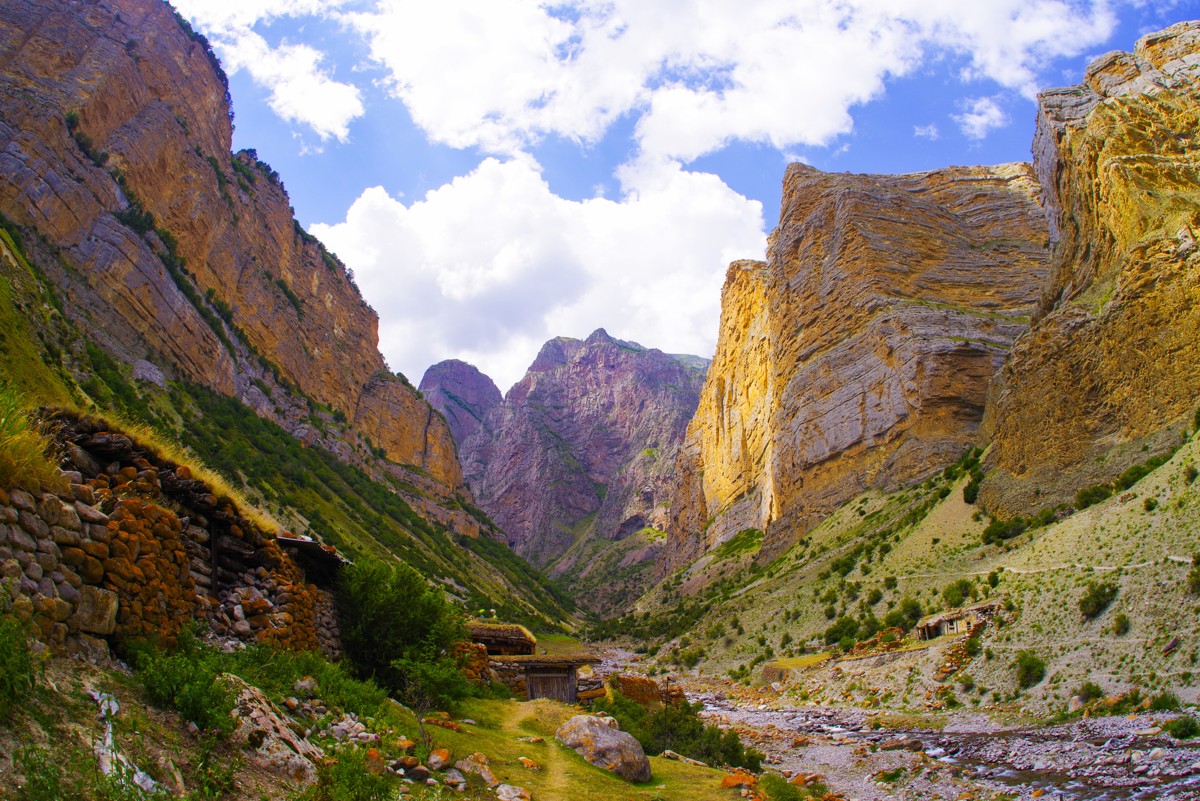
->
(173, 0, 1199, 391)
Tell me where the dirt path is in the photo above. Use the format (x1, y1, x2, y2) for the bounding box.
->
(501, 702, 572, 797)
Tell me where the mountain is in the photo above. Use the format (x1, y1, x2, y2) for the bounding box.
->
(418, 359, 502, 446)
(980, 21, 1200, 516)
(663, 162, 1051, 574)
(423, 330, 707, 612)
(0, 0, 572, 627)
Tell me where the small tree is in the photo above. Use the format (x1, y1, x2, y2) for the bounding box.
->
(1078, 581, 1118, 620)
(1013, 650, 1045, 689)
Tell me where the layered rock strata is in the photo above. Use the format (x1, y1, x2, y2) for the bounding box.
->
(665, 163, 1051, 571)
(981, 21, 1200, 514)
(425, 330, 706, 592)
(0, 0, 461, 498)
(419, 360, 503, 446)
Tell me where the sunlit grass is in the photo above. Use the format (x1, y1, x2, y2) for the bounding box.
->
(0, 383, 67, 493)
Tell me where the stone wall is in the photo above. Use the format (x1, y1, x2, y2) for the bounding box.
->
(486, 658, 604, 702)
(0, 413, 341, 658)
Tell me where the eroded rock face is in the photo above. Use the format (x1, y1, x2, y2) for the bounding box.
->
(665, 163, 1050, 571)
(0, 0, 460, 494)
(981, 21, 1200, 515)
(555, 714, 651, 783)
(431, 330, 705, 597)
(420, 360, 502, 446)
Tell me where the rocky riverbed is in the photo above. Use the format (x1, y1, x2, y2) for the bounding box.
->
(692, 690, 1200, 800)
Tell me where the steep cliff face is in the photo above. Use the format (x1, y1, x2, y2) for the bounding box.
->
(665, 164, 1051, 572)
(0, 0, 462, 496)
(981, 21, 1200, 515)
(420, 360, 502, 446)
(428, 330, 706, 610)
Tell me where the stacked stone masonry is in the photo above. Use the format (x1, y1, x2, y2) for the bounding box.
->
(1, 413, 341, 658)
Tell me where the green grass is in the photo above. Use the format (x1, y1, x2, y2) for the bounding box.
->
(0, 384, 66, 493)
(711, 528, 764, 561)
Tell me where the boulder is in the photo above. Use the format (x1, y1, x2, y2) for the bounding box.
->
(555, 714, 651, 783)
(428, 749, 452, 771)
(456, 752, 498, 786)
(495, 785, 531, 801)
(68, 585, 118, 635)
(225, 675, 324, 783)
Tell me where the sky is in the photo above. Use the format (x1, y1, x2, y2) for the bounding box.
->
(172, 0, 1199, 393)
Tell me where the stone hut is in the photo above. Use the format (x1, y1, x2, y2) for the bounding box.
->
(915, 599, 1000, 641)
(489, 653, 603, 704)
(469, 621, 537, 655)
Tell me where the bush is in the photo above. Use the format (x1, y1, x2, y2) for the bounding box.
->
(964, 637, 982, 657)
(129, 624, 236, 735)
(824, 616, 859, 645)
(942, 579, 975, 610)
(1188, 554, 1200, 595)
(883, 597, 923, 632)
(1076, 681, 1104, 702)
(591, 690, 762, 771)
(1112, 613, 1130, 636)
(1075, 484, 1113, 510)
(1164, 716, 1199, 740)
(1149, 691, 1182, 712)
(336, 557, 469, 709)
(982, 516, 1028, 545)
(1079, 581, 1118, 620)
(290, 744, 395, 801)
(0, 613, 34, 720)
(1013, 651, 1045, 688)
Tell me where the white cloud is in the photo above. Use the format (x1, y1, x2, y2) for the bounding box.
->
(340, 0, 1118, 162)
(310, 159, 766, 390)
(914, 123, 940, 140)
(953, 96, 1010, 140)
(172, 0, 363, 141)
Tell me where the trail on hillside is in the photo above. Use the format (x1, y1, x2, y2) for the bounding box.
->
(502, 702, 571, 797)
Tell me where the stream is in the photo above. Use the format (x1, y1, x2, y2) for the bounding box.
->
(694, 693, 1200, 800)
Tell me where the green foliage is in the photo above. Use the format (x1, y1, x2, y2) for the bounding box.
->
(711, 528, 763, 561)
(1149, 691, 1182, 712)
(336, 557, 469, 708)
(591, 690, 762, 771)
(1112, 613, 1130, 636)
(13, 745, 80, 801)
(1165, 716, 1199, 740)
(963, 636, 982, 657)
(942, 579, 975, 610)
(882, 597, 923, 632)
(1074, 484, 1113, 510)
(1076, 681, 1104, 702)
(1188, 554, 1200, 596)
(824, 615, 859, 645)
(982, 516, 1028, 545)
(223, 646, 388, 721)
(290, 745, 395, 801)
(0, 613, 34, 719)
(1186, 465, 1198, 484)
(273, 277, 304, 316)
(1078, 581, 1118, 620)
(191, 732, 240, 800)
(1013, 650, 1045, 689)
(129, 623, 237, 735)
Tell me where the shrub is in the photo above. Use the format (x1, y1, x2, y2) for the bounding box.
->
(290, 744, 395, 801)
(1149, 691, 1182, 712)
(883, 597, 923, 632)
(824, 616, 859, 645)
(1188, 554, 1200, 596)
(1186, 465, 1198, 484)
(1076, 681, 1104, 702)
(1075, 484, 1113, 510)
(14, 745, 80, 801)
(129, 623, 237, 735)
(0, 613, 34, 719)
(1112, 613, 1130, 636)
(1079, 581, 1118, 620)
(982, 516, 1028, 545)
(1013, 651, 1045, 688)
(1164, 716, 1199, 740)
(1143, 497, 1158, 512)
(336, 557, 469, 708)
(942, 579, 975, 610)
(964, 637, 982, 657)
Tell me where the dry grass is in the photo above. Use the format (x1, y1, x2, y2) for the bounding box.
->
(0, 384, 67, 493)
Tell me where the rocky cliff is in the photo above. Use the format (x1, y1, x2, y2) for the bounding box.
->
(424, 330, 706, 611)
(419, 360, 503, 446)
(980, 21, 1200, 515)
(664, 163, 1051, 572)
(0, 0, 463, 506)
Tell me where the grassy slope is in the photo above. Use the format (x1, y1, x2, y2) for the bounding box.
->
(0, 222, 574, 631)
(625, 434, 1200, 715)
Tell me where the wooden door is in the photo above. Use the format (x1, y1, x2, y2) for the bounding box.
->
(526, 667, 576, 703)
